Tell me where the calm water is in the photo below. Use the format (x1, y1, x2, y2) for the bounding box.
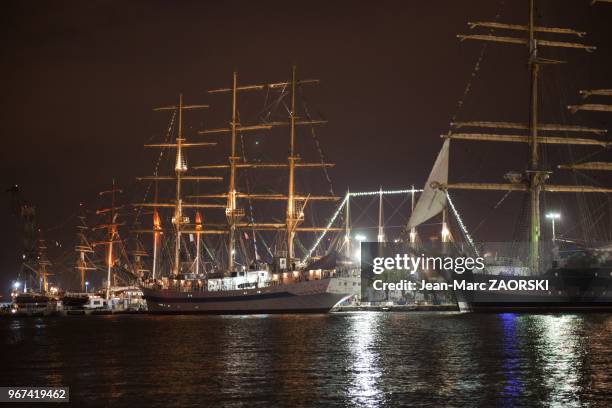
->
(2, 312, 612, 407)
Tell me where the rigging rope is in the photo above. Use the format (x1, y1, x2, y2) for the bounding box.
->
(446, 191, 479, 256)
(134, 109, 177, 225)
(300, 92, 335, 195)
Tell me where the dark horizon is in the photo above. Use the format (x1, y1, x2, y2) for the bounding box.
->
(2, 0, 612, 294)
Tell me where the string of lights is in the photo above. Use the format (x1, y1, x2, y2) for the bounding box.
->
(446, 191, 479, 256)
(304, 188, 424, 261)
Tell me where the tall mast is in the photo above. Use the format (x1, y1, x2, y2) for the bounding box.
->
(228, 71, 239, 272)
(75, 215, 95, 292)
(410, 185, 417, 243)
(96, 178, 123, 300)
(377, 187, 384, 242)
(195, 210, 203, 275)
(345, 190, 351, 258)
(37, 237, 51, 294)
(528, 0, 542, 268)
(152, 208, 161, 279)
(287, 65, 298, 262)
(197, 70, 340, 267)
(441, 1, 602, 259)
(134, 98, 219, 278)
(108, 179, 118, 298)
(174, 94, 185, 276)
(151, 180, 160, 280)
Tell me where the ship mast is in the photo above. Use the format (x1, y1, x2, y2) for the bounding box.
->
(409, 185, 417, 243)
(344, 189, 351, 258)
(527, 0, 542, 267)
(74, 214, 95, 292)
(228, 72, 240, 272)
(377, 187, 384, 242)
(94, 179, 123, 300)
(152, 207, 161, 279)
(174, 94, 185, 275)
(439, 0, 610, 269)
(133, 96, 223, 277)
(36, 237, 51, 294)
(287, 65, 299, 261)
(196, 69, 341, 271)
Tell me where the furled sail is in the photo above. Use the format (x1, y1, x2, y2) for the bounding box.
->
(407, 139, 449, 229)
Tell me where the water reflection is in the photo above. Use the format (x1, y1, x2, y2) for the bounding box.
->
(499, 313, 524, 403)
(347, 312, 384, 407)
(1, 313, 612, 407)
(534, 314, 586, 407)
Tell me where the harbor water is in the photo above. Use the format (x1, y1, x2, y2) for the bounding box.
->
(2, 312, 612, 407)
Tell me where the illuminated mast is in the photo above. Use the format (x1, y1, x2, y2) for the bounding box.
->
(443, 0, 604, 269)
(345, 190, 351, 258)
(133, 96, 222, 278)
(227, 72, 240, 272)
(409, 185, 417, 243)
(377, 187, 384, 242)
(74, 214, 95, 292)
(195, 68, 340, 270)
(194, 210, 203, 275)
(286, 65, 300, 262)
(95, 179, 122, 300)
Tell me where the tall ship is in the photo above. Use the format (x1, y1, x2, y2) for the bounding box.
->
(136, 67, 355, 313)
(6, 185, 60, 315)
(407, 0, 612, 312)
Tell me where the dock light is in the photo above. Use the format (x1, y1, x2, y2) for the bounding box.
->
(85, 281, 90, 293)
(546, 212, 561, 242)
(12, 281, 20, 289)
(355, 234, 367, 242)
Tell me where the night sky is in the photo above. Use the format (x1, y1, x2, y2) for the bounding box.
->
(2, 0, 612, 295)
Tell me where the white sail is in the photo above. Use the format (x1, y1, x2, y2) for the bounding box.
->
(407, 139, 449, 229)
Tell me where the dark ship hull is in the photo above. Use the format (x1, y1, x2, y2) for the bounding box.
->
(11, 292, 59, 316)
(61, 294, 90, 308)
(142, 278, 351, 314)
(453, 267, 612, 312)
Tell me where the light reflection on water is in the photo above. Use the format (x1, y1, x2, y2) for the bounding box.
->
(539, 315, 584, 406)
(348, 312, 384, 407)
(499, 313, 524, 404)
(1, 313, 611, 407)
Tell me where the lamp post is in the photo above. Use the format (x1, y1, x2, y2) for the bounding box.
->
(546, 212, 561, 242)
(85, 281, 89, 293)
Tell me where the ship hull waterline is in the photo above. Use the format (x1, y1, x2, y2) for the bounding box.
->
(142, 278, 351, 314)
(452, 267, 612, 313)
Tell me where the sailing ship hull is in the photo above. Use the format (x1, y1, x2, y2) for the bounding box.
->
(454, 268, 612, 312)
(11, 292, 60, 316)
(142, 278, 351, 314)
